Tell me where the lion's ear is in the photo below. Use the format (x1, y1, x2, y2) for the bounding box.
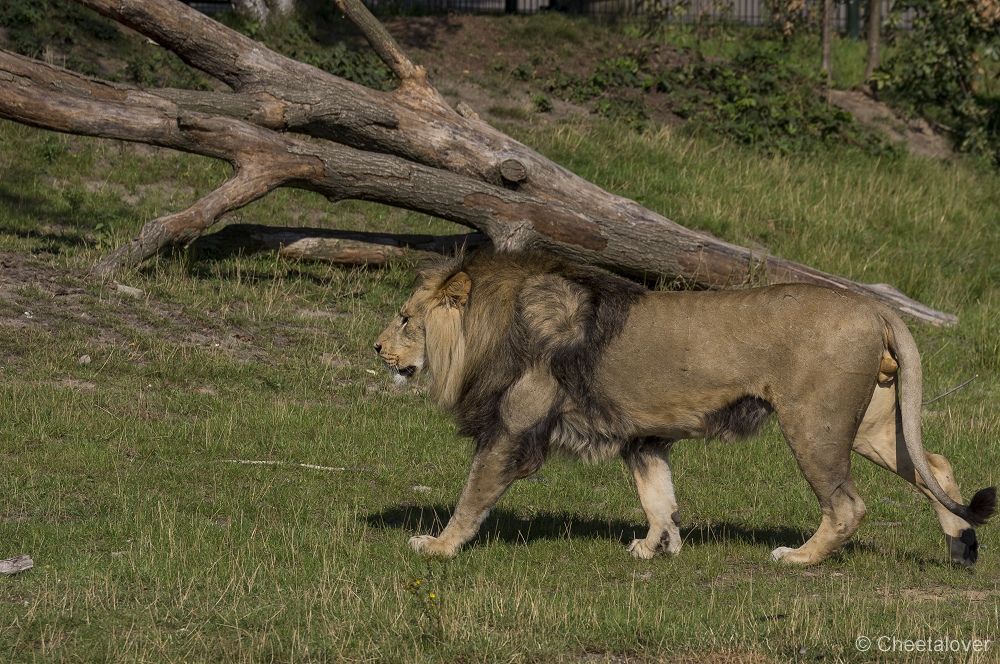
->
(439, 272, 471, 308)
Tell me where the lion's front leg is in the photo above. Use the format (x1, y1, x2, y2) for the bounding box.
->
(622, 438, 682, 559)
(409, 447, 519, 557)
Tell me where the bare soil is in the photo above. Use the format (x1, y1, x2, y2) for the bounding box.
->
(827, 87, 955, 160)
(385, 15, 690, 126)
(0, 249, 270, 373)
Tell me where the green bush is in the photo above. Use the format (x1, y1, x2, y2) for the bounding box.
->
(662, 51, 899, 156)
(548, 46, 898, 155)
(219, 12, 396, 91)
(874, 0, 1000, 163)
(0, 0, 120, 60)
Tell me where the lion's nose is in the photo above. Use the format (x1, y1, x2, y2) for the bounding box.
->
(373, 343, 382, 354)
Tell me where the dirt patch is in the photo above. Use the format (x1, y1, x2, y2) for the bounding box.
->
(0, 251, 271, 367)
(901, 585, 996, 603)
(827, 88, 955, 160)
(385, 15, 689, 127)
(51, 378, 97, 392)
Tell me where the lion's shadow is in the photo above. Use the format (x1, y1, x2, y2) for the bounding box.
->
(367, 503, 828, 552)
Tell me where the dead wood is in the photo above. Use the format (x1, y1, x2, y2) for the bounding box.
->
(0, 0, 958, 325)
(0, 554, 33, 576)
(190, 226, 488, 266)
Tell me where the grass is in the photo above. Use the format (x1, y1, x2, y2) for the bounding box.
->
(2, 23, 1000, 664)
(643, 23, 879, 90)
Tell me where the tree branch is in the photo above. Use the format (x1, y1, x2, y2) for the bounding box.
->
(333, 0, 424, 85)
(93, 165, 293, 274)
(0, 0, 959, 326)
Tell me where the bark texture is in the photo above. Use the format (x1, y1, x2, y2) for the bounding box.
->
(865, 0, 882, 82)
(822, 0, 833, 85)
(0, 0, 957, 325)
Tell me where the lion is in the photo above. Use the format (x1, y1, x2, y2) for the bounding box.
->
(374, 250, 995, 565)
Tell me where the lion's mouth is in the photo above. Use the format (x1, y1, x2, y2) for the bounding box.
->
(391, 365, 417, 385)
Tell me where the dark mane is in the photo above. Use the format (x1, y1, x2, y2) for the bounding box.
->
(441, 250, 645, 474)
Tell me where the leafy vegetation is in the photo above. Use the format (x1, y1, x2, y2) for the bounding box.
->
(660, 50, 899, 156)
(0, 0, 394, 91)
(218, 11, 396, 91)
(0, 0, 119, 60)
(873, 0, 1000, 163)
(547, 45, 898, 155)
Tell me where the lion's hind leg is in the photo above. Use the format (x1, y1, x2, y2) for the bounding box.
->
(852, 382, 980, 567)
(622, 438, 683, 559)
(771, 416, 868, 565)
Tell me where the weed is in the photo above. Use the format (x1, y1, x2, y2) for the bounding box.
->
(0, 0, 120, 61)
(405, 577, 445, 644)
(547, 51, 655, 127)
(548, 45, 897, 155)
(512, 63, 534, 81)
(532, 93, 554, 113)
(38, 135, 66, 164)
(92, 222, 114, 251)
(123, 48, 212, 90)
(662, 50, 900, 156)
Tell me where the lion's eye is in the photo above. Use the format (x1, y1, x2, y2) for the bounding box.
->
(400, 316, 409, 327)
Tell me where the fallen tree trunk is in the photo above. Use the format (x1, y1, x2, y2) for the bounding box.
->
(0, 0, 957, 325)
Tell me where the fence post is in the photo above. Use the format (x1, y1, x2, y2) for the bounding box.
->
(847, 0, 860, 38)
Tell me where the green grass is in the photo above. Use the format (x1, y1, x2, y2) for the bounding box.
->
(637, 23, 880, 90)
(2, 43, 1000, 664)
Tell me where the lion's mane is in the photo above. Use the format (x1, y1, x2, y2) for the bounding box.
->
(421, 250, 646, 476)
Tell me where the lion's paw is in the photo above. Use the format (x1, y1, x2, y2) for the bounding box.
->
(770, 546, 818, 565)
(769, 546, 798, 563)
(408, 535, 458, 558)
(770, 546, 791, 562)
(627, 538, 658, 560)
(947, 529, 979, 568)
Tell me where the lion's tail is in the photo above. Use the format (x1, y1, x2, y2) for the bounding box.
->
(884, 311, 997, 527)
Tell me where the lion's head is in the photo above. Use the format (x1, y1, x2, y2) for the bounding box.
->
(374, 263, 471, 406)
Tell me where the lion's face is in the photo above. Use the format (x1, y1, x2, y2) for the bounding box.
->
(374, 270, 471, 390)
(374, 290, 431, 387)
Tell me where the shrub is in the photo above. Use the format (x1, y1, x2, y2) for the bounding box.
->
(874, 0, 1000, 163)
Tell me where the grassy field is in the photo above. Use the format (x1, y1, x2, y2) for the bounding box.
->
(2, 21, 1000, 664)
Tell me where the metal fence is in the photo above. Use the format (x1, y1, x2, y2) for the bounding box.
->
(364, 0, 899, 32)
(185, 2, 233, 13)
(183, 0, 899, 31)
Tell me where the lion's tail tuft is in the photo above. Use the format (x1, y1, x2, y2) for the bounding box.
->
(964, 487, 997, 527)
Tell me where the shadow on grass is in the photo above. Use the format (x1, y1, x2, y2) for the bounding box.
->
(368, 503, 823, 552)
(0, 183, 119, 253)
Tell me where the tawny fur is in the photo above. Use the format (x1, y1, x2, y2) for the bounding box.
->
(375, 250, 995, 565)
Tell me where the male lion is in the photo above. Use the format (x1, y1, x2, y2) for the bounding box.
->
(374, 250, 995, 565)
